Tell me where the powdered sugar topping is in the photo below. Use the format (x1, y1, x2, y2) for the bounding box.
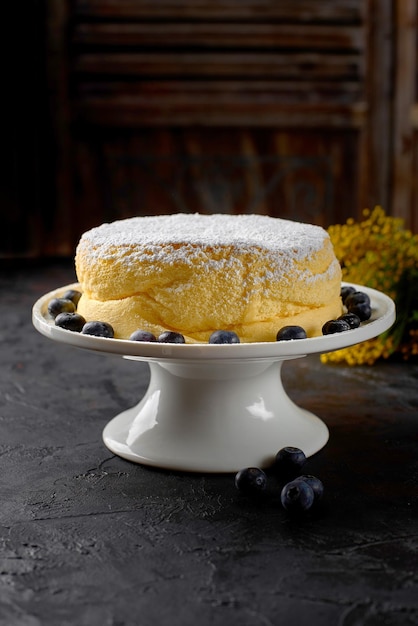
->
(77, 213, 331, 269)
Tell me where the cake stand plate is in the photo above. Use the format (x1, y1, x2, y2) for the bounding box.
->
(33, 283, 395, 473)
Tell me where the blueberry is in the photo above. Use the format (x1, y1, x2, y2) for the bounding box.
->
(47, 298, 76, 319)
(209, 330, 240, 344)
(280, 480, 315, 513)
(294, 475, 324, 501)
(62, 289, 82, 307)
(55, 312, 86, 332)
(349, 302, 372, 321)
(158, 331, 186, 344)
(338, 312, 361, 329)
(276, 325, 307, 341)
(129, 330, 157, 342)
(235, 467, 267, 496)
(81, 321, 114, 338)
(340, 285, 356, 304)
(345, 291, 370, 309)
(322, 319, 351, 335)
(274, 446, 307, 478)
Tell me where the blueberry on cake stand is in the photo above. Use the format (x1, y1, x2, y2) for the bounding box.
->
(33, 283, 395, 473)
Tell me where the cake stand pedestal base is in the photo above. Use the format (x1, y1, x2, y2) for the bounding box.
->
(102, 358, 329, 473)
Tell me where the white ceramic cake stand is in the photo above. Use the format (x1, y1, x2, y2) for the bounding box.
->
(33, 283, 395, 473)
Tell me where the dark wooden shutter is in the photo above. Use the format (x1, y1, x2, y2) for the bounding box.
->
(5, 0, 416, 258)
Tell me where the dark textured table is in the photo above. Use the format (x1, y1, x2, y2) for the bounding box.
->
(1, 261, 418, 626)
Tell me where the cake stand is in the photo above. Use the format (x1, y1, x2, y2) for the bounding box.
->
(32, 283, 395, 473)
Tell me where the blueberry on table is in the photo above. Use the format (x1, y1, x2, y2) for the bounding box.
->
(338, 312, 361, 329)
(47, 298, 76, 319)
(55, 312, 86, 332)
(81, 321, 114, 338)
(235, 467, 267, 496)
(348, 302, 372, 321)
(62, 289, 82, 307)
(274, 446, 307, 477)
(209, 330, 240, 344)
(129, 330, 157, 342)
(276, 325, 307, 341)
(280, 480, 315, 513)
(158, 331, 186, 344)
(322, 319, 351, 335)
(294, 475, 324, 502)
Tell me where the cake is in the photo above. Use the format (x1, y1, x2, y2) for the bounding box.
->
(75, 213, 342, 343)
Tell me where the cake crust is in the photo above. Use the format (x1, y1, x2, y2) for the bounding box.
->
(75, 213, 342, 342)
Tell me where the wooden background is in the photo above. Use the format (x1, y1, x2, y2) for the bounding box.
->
(3, 0, 417, 258)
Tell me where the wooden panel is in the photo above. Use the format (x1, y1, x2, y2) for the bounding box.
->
(74, 23, 364, 50)
(72, 1, 367, 129)
(357, 0, 392, 215)
(8, 0, 416, 259)
(393, 0, 416, 214)
(71, 128, 360, 241)
(61, 0, 369, 252)
(75, 95, 367, 128)
(392, 0, 416, 230)
(74, 0, 365, 21)
(75, 52, 363, 80)
(411, 131, 418, 233)
(79, 80, 363, 104)
(59, 0, 387, 256)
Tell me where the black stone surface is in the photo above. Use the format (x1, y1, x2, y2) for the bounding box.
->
(1, 261, 418, 626)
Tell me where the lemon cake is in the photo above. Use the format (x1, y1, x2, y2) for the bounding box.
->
(75, 213, 342, 342)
